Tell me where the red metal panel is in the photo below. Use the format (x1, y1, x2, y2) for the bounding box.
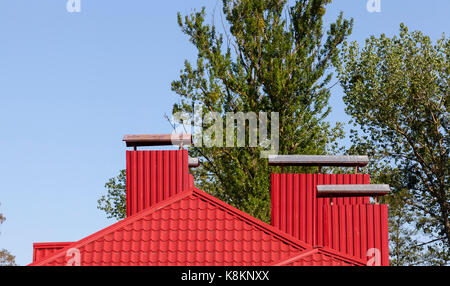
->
(280, 173, 286, 232)
(177, 151, 183, 195)
(157, 151, 163, 202)
(353, 204, 361, 259)
(150, 152, 157, 206)
(271, 173, 371, 244)
(367, 204, 374, 254)
(381, 204, 390, 266)
(131, 152, 138, 215)
(188, 174, 194, 189)
(144, 152, 149, 209)
(311, 174, 317, 244)
(270, 174, 276, 226)
(374, 204, 381, 260)
(170, 151, 175, 197)
(332, 206, 339, 249)
(270, 173, 389, 265)
(293, 175, 300, 238)
(319, 204, 389, 265)
(316, 202, 324, 247)
(346, 205, 353, 256)
(126, 152, 131, 217)
(163, 151, 169, 200)
(339, 205, 346, 253)
(360, 204, 368, 262)
(33, 242, 72, 263)
(126, 150, 190, 217)
(138, 151, 144, 212)
(287, 174, 293, 236)
(300, 174, 306, 242)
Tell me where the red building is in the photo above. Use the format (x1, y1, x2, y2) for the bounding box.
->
(29, 134, 389, 266)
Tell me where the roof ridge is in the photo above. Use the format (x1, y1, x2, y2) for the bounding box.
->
(30, 186, 363, 266)
(29, 188, 194, 266)
(192, 188, 311, 250)
(33, 242, 73, 248)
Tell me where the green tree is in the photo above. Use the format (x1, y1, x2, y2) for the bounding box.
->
(337, 24, 449, 265)
(0, 205, 16, 266)
(98, 0, 353, 223)
(97, 170, 127, 220)
(171, 0, 352, 223)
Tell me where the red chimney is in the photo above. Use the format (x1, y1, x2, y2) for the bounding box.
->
(271, 173, 370, 243)
(123, 134, 194, 217)
(269, 155, 390, 266)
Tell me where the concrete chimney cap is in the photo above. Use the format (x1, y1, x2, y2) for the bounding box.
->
(268, 155, 369, 167)
(317, 184, 391, 197)
(123, 134, 192, 147)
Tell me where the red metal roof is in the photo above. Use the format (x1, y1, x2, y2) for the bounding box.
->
(31, 188, 346, 266)
(30, 149, 387, 266)
(32, 242, 73, 264)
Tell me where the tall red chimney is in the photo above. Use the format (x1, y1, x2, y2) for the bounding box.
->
(271, 173, 371, 244)
(123, 134, 194, 217)
(269, 155, 390, 266)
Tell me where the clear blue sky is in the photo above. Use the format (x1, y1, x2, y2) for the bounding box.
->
(0, 1, 448, 265)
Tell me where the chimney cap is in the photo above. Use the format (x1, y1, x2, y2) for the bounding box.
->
(123, 134, 192, 147)
(317, 184, 390, 197)
(268, 155, 369, 167)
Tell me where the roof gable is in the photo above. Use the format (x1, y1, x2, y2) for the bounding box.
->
(30, 188, 311, 266)
(32, 242, 73, 264)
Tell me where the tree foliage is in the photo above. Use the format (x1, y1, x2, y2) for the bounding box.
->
(0, 204, 16, 266)
(171, 0, 352, 222)
(98, 0, 352, 223)
(337, 24, 449, 265)
(97, 170, 127, 220)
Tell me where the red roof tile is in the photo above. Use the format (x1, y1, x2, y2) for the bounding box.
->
(30, 188, 314, 266)
(274, 247, 366, 266)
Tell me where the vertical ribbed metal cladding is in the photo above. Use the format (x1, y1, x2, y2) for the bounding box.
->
(271, 173, 389, 265)
(33, 242, 73, 264)
(271, 173, 370, 245)
(126, 150, 189, 217)
(320, 204, 389, 266)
